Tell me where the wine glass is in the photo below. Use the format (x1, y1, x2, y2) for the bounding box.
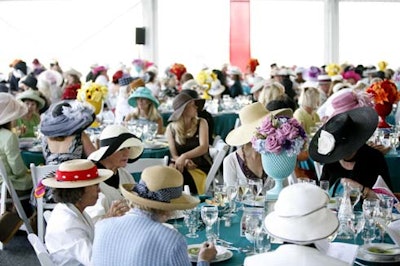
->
(224, 185, 238, 218)
(349, 186, 361, 209)
(244, 212, 263, 255)
(201, 205, 219, 243)
(248, 179, 263, 203)
(238, 180, 250, 202)
(361, 198, 379, 244)
(376, 195, 394, 242)
(184, 207, 199, 238)
(349, 211, 365, 244)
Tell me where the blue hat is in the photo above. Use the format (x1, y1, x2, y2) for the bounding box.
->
(119, 76, 133, 86)
(128, 86, 160, 108)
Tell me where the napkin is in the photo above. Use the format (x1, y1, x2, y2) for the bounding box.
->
(372, 175, 398, 203)
(315, 239, 358, 265)
(384, 219, 400, 247)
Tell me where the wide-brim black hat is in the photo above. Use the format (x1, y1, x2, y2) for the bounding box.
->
(309, 106, 378, 164)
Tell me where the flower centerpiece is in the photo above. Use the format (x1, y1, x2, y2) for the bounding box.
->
(366, 80, 400, 128)
(251, 114, 307, 200)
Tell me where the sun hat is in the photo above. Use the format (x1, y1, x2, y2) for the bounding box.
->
(128, 86, 160, 108)
(40, 100, 95, 137)
(119, 76, 133, 87)
(88, 125, 143, 163)
(21, 74, 38, 90)
(264, 183, 339, 244)
(93, 66, 107, 75)
(304, 66, 321, 82)
(330, 90, 373, 118)
(42, 159, 113, 189)
(309, 106, 378, 164)
(250, 76, 265, 94)
(181, 79, 200, 91)
(64, 68, 82, 78)
(0, 93, 28, 125)
(168, 93, 205, 122)
(225, 102, 293, 147)
(317, 74, 331, 84)
(227, 66, 242, 76)
(330, 74, 343, 82)
(16, 89, 45, 109)
(342, 70, 361, 82)
(120, 165, 200, 210)
(208, 79, 225, 96)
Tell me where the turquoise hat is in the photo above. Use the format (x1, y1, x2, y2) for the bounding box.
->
(128, 86, 160, 108)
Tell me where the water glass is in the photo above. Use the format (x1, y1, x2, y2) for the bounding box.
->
(201, 205, 219, 243)
(319, 180, 330, 194)
(184, 208, 199, 238)
(349, 211, 365, 244)
(244, 212, 264, 255)
(376, 195, 394, 242)
(256, 227, 271, 253)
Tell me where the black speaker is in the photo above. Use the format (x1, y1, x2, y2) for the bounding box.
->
(135, 27, 145, 45)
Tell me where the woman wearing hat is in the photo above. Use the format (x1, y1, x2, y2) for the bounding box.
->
(40, 100, 97, 165)
(310, 105, 392, 199)
(92, 165, 217, 265)
(87, 125, 144, 222)
(224, 102, 291, 189)
(14, 89, 46, 138)
(244, 183, 348, 266)
(125, 86, 164, 134)
(166, 93, 212, 195)
(43, 159, 113, 266)
(0, 93, 34, 243)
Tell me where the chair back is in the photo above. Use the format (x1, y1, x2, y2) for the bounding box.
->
(228, 118, 241, 154)
(125, 156, 169, 182)
(27, 233, 55, 266)
(43, 210, 52, 223)
(29, 163, 59, 242)
(205, 140, 229, 193)
(0, 160, 33, 249)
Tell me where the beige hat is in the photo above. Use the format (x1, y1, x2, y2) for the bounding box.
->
(264, 183, 339, 244)
(0, 93, 28, 125)
(250, 76, 265, 93)
(42, 159, 113, 188)
(64, 68, 82, 78)
(88, 125, 144, 163)
(16, 89, 45, 109)
(225, 102, 293, 146)
(208, 80, 225, 96)
(121, 165, 200, 210)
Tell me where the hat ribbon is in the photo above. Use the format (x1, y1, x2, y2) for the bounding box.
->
(277, 205, 326, 218)
(133, 181, 182, 203)
(100, 133, 138, 160)
(56, 165, 99, 182)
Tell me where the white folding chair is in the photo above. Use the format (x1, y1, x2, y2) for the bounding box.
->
(30, 163, 59, 242)
(27, 233, 55, 266)
(125, 155, 169, 181)
(0, 160, 33, 249)
(43, 210, 52, 223)
(205, 139, 229, 194)
(313, 161, 323, 181)
(228, 117, 241, 154)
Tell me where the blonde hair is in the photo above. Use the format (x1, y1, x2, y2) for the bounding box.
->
(298, 86, 320, 109)
(258, 81, 285, 107)
(126, 100, 161, 122)
(168, 116, 199, 145)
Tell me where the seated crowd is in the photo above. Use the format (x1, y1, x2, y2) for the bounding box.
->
(0, 57, 400, 265)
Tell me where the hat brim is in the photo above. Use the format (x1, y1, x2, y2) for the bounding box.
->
(88, 137, 144, 162)
(208, 86, 225, 96)
(17, 92, 45, 109)
(128, 94, 160, 108)
(225, 108, 293, 146)
(168, 99, 205, 122)
(120, 183, 200, 211)
(309, 106, 378, 164)
(264, 208, 339, 244)
(250, 83, 264, 93)
(42, 169, 113, 188)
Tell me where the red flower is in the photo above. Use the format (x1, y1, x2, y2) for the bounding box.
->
(366, 80, 400, 105)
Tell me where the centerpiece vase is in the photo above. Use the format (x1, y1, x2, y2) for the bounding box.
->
(374, 102, 393, 128)
(261, 152, 297, 200)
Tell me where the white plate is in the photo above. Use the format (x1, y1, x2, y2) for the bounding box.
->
(162, 223, 176, 230)
(187, 244, 233, 263)
(28, 145, 42, 152)
(241, 196, 264, 207)
(19, 137, 36, 149)
(362, 243, 400, 257)
(357, 244, 400, 263)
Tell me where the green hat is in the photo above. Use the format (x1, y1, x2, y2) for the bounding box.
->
(16, 89, 45, 109)
(128, 86, 159, 108)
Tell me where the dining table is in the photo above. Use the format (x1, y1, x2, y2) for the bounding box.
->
(170, 202, 400, 266)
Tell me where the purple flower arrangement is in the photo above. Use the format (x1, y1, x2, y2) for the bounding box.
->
(251, 115, 307, 156)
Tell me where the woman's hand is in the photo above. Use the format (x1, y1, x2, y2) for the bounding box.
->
(105, 199, 130, 218)
(185, 159, 197, 170)
(174, 155, 187, 172)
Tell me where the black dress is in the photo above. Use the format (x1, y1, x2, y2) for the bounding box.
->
(173, 123, 212, 194)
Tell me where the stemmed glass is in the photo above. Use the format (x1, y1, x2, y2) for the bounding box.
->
(349, 186, 361, 209)
(238, 180, 250, 202)
(184, 207, 199, 238)
(376, 195, 394, 242)
(248, 179, 263, 203)
(349, 211, 366, 244)
(201, 205, 219, 243)
(224, 185, 238, 218)
(244, 212, 264, 255)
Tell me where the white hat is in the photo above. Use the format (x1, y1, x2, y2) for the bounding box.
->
(0, 93, 28, 125)
(250, 76, 265, 93)
(88, 125, 144, 163)
(264, 183, 339, 244)
(317, 74, 331, 83)
(227, 66, 242, 76)
(208, 80, 225, 96)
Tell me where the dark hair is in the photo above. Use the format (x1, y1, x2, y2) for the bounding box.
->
(145, 71, 156, 83)
(52, 187, 85, 204)
(180, 73, 194, 84)
(266, 94, 297, 112)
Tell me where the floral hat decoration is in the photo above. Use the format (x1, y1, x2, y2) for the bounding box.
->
(169, 63, 187, 83)
(366, 79, 400, 105)
(251, 113, 307, 157)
